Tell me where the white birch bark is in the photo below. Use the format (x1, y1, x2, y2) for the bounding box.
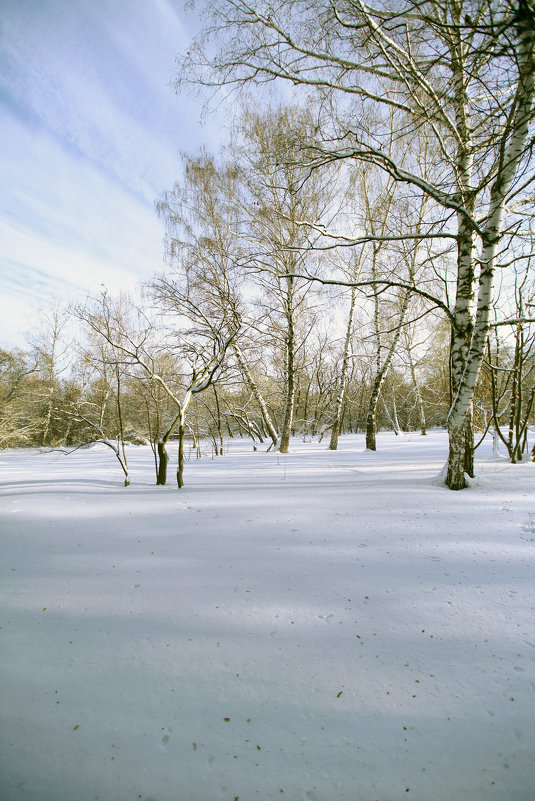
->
(179, 0, 535, 488)
(447, 12, 535, 488)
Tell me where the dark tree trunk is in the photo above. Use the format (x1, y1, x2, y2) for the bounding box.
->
(365, 377, 381, 451)
(157, 441, 168, 485)
(177, 423, 185, 488)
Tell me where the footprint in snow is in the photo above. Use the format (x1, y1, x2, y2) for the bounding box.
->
(159, 727, 172, 750)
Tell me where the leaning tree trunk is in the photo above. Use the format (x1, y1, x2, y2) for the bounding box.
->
(233, 342, 278, 447)
(115, 366, 130, 486)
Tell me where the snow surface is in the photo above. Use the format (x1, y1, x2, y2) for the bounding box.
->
(1, 431, 534, 801)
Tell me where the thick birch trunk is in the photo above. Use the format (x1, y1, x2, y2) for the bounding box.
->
(447, 207, 477, 487)
(447, 183, 475, 486)
(447, 14, 535, 486)
(445, 10, 477, 488)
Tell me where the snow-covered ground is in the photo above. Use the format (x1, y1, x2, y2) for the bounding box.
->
(1, 431, 534, 801)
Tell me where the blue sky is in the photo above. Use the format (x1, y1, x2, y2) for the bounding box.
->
(0, 0, 220, 348)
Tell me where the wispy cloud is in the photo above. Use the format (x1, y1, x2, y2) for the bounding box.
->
(0, 0, 220, 348)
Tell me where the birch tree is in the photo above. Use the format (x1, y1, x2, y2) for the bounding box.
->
(236, 106, 336, 452)
(483, 255, 535, 461)
(178, 0, 535, 488)
(157, 150, 280, 448)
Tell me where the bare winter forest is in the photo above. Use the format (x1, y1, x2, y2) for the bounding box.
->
(2, 1, 535, 492)
(2, 4, 535, 801)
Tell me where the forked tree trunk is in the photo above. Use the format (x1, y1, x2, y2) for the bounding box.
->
(156, 409, 182, 485)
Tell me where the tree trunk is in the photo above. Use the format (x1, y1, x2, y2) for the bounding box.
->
(446, 7, 535, 488)
(407, 345, 426, 435)
(365, 375, 382, 451)
(463, 411, 474, 478)
(212, 384, 224, 455)
(156, 409, 182, 485)
(330, 285, 357, 450)
(279, 276, 296, 454)
(157, 440, 169, 485)
(446, 417, 468, 490)
(365, 289, 410, 450)
(177, 422, 185, 488)
(115, 366, 129, 486)
(382, 385, 401, 436)
(279, 373, 295, 452)
(232, 343, 278, 447)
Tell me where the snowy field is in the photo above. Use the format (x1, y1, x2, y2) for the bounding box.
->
(1, 430, 534, 801)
